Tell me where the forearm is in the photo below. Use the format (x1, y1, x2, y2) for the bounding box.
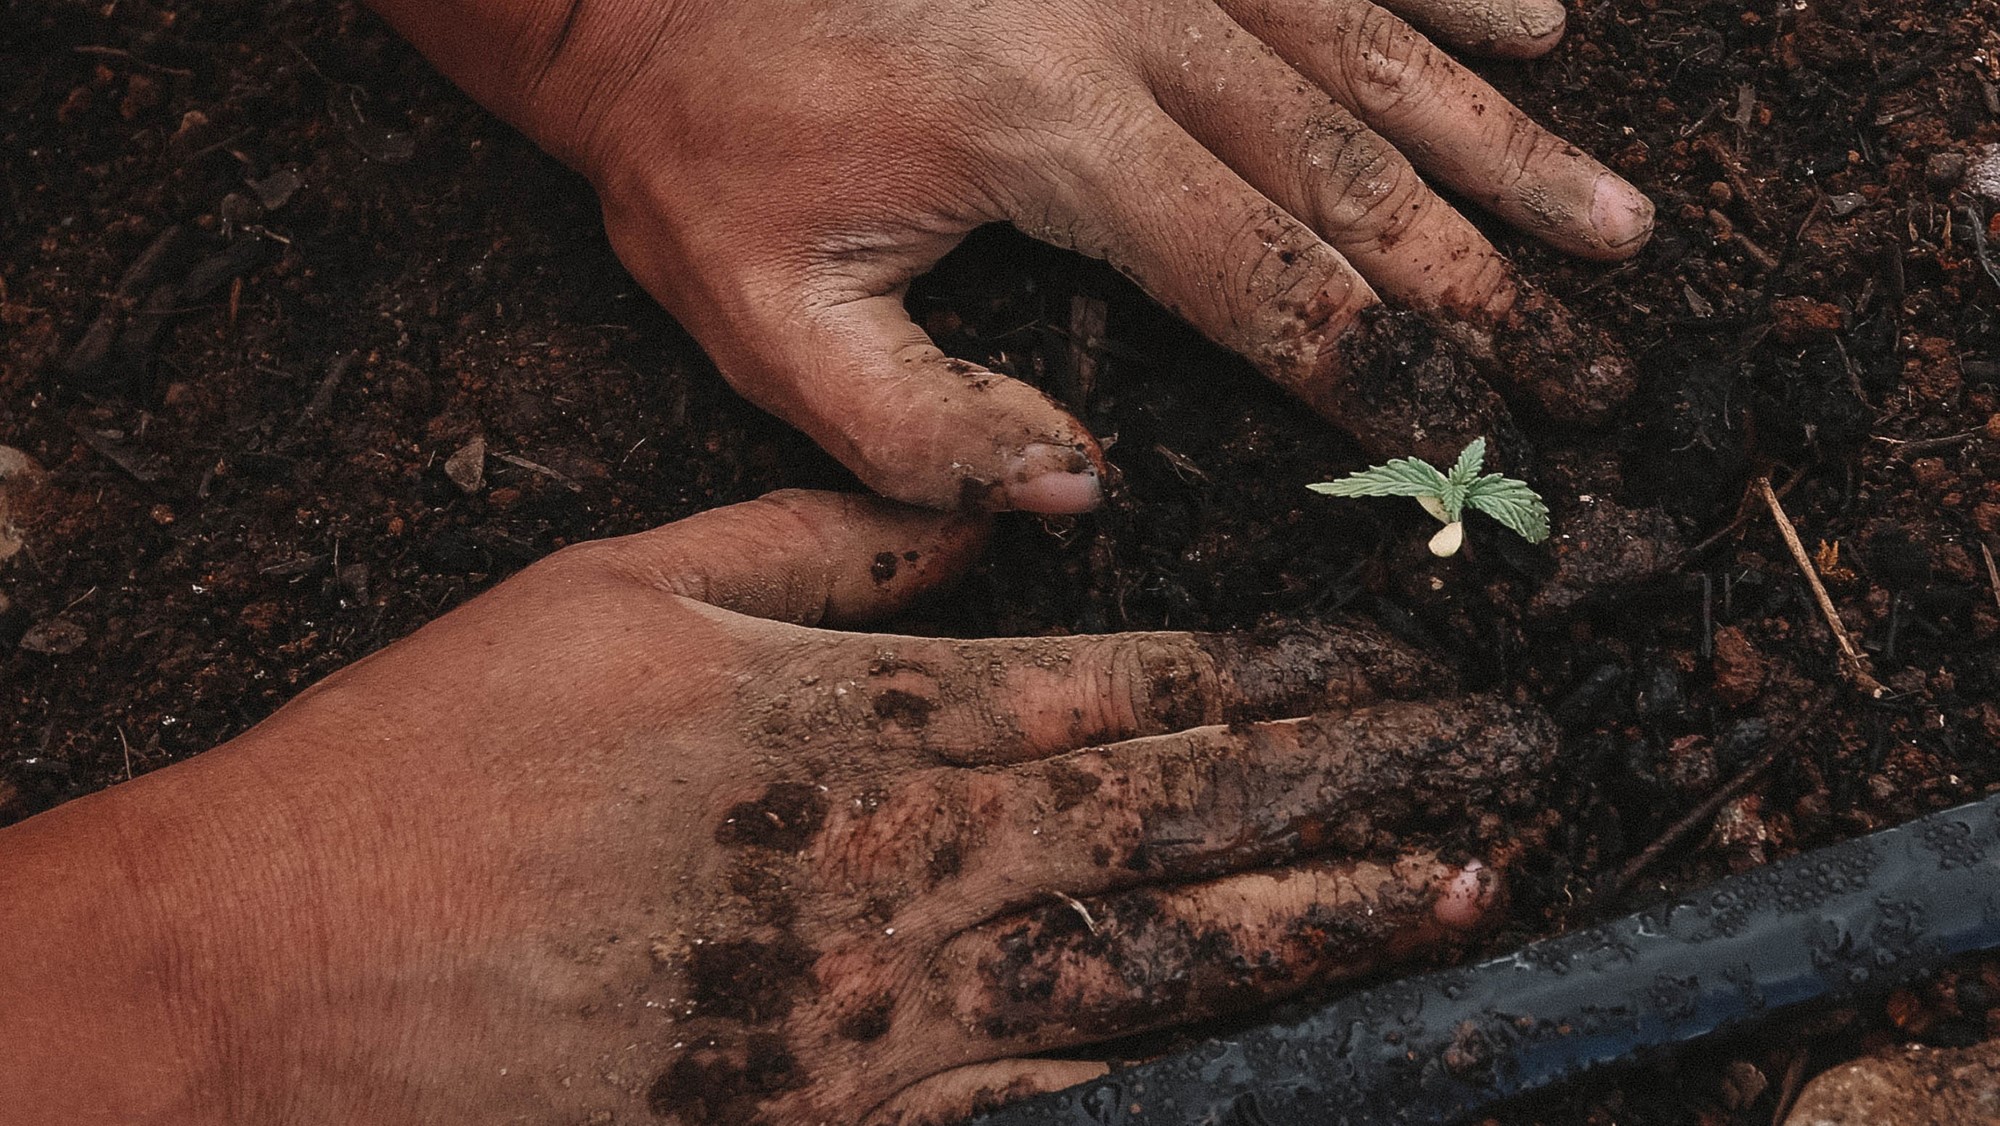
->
(0, 789, 215, 1122)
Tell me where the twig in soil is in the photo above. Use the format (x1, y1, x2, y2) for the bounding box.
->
(1757, 478, 1889, 699)
(1595, 693, 1834, 906)
(72, 45, 194, 77)
(1872, 427, 1988, 456)
(1961, 205, 2000, 294)
(493, 451, 585, 492)
(1687, 469, 1804, 559)
(1708, 208, 1780, 270)
(1983, 543, 2000, 615)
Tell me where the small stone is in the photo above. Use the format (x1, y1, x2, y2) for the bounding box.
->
(1710, 793, 1773, 872)
(247, 167, 302, 211)
(445, 437, 486, 494)
(1968, 144, 2000, 204)
(1826, 192, 1867, 217)
(0, 446, 47, 564)
(1709, 626, 1768, 707)
(18, 615, 87, 655)
(1785, 1038, 2000, 1125)
(1926, 151, 1968, 188)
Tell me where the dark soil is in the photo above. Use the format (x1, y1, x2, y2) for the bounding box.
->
(4, 0, 2000, 1122)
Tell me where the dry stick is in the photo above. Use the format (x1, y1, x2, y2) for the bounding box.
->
(1984, 542, 2000, 614)
(1873, 427, 1989, 457)
(1597, 693, 1835, 905)
(1688, 469, 1804, 559)
(1756, 477, 1889, 699)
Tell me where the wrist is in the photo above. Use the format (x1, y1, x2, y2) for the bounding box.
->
(366, 0, 704, 178)
(0, 783, 233, 1121)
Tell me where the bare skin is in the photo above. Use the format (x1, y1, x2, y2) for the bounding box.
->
(368, 0, 1654, 512)
(0, 491, 1558, 1124)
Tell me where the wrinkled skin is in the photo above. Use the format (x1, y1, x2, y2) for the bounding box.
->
(374, 0, 1654, 511)
(0, 491, 1559, 1124)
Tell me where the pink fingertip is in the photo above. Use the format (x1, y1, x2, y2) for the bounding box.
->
(1003, 443, 1104, 514)
(1434, 861, 1498, 931)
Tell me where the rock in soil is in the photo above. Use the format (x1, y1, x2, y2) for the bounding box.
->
(0, 445, 46, 564)
(1785, 1039, 2000, 1125)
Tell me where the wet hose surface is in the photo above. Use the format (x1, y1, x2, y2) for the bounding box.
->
(970, 793, 2000, 1126)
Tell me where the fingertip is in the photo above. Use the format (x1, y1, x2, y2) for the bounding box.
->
(1000, 442, 1105, 514)
(1433, 860, 1503, 931)
(1589, 173, 1657, 259)
(1495, 0, 1568, 58)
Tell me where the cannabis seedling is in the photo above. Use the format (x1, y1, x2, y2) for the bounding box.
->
(1307, 438, 1549, 558)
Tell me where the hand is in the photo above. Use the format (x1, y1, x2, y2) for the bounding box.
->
(0, 491, 1557, 1124)
(374, 0, 1654, 512)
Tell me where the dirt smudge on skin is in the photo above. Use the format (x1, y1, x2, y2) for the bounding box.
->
(647, 1032, 801, 1123)
(871, 551, 899, 582)
(687, 935, 816, 1022)
(837, 993, 896, 1042)
(1043, 761, 1103, 812)
(725, 863, 797, 927)
(962, 863, 1442, 1042)
(1203, 620, 1452, 716)
(1311, 306, 1526, 469)
(1483, 279, 1638, 425)
(715, 782, 828, 852)
(872, 688, 937, 729)
(926, 839, 963, 884)
(1126, 698, 1557, 879)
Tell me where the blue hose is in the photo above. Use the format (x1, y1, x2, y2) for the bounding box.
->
(972, 792, 2000, 1126)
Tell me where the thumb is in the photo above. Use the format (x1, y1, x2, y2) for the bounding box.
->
(603, 193, 1105, 514)
(600, 489, 990, 627)
(725, 289, 1107, 513)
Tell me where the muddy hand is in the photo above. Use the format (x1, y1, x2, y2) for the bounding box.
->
(0, 491, 1556, 1124)
(370, 0, 1653, 509)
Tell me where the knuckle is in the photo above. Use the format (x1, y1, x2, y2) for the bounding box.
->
(1105, 635, 1223, 734)
(1344, 9, 1442, 119)
(1230, 210, 1335, 317)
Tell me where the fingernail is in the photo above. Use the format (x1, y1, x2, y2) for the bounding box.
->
(1591, 174, 1656, 251)
(1517, 0, 1567, 41)
(1004, 443, 1103, 514)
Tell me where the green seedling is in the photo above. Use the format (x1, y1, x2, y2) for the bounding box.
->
(1307, 438, 1550, 558)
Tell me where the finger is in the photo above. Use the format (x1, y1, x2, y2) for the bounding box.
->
(766, 621, 1447, 769)
(1014, 102, 1513, 463)
(1373, 0, 1569, 58)
(1142, 2, 1517, 324)
(926, 854, 1496, 1057)
(595, 489, 989, 627)
(1217, 0, 1654, 260)
(862, 1060, 1110, 1126)
(808, 697, 1554, 934)
(604, 208, 1105, 515)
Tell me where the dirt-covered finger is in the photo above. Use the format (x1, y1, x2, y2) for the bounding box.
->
(1373, 0, 1570, 58)
(928, 854, 1495, 1055)
(592, 489, 989, 627)
(1142, 2, 1516, 324)
(1218, 0, 1654, 260)
(862, 1060, 1110, 1126)
(847, 696, 1554, 942)
(739, 619, 1446, 773)
(1015, 104, 1521, 464)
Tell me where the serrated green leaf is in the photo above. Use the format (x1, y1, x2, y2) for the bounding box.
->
(1464, 474, 1550, 543)
(1437, 481, 1468, 521)
(1306, 456, 1449, 499)
(1445, 438, 1487, 492)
